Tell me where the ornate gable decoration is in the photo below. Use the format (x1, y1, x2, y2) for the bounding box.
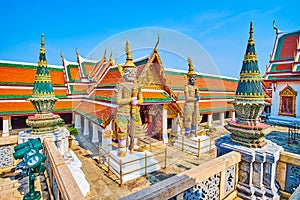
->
(139, 63, 163, 88)
(279, 85, 297, 96)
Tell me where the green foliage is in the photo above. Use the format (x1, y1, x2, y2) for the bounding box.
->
(66, 127, 79, 137)
(204, 125, 210, 129)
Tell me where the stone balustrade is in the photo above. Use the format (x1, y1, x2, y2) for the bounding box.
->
(43, 137, 84, 200)
(120, 151, 241, 200)
(0, 135, 18, 172)
(277, 151, 300, 199)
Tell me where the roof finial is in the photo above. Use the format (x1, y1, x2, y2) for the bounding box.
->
(154, 34, 160, 51)
(103, 49, 107, 59)
(60, 50, 64, 60)
(272, 20, 279, 34)
(109, 50, 113, 60)
(187, 57, 197, 76)
(75, 48, 79, 56)
(114, 54, 118, 64)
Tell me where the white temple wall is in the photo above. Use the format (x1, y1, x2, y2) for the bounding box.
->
(271, 82, 300, 118)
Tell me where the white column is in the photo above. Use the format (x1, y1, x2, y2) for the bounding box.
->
(92, 123, 99, 143)
(231, 111, 236, 121)
(162, 107, 168, 143)
(74, 114, 82, 130)
(2, 116, 9, 137)
(207, 113, 213, 127)
(83, 117, 89, 135)
(8, 116, 12, 130)
(219, 112, 225, 126)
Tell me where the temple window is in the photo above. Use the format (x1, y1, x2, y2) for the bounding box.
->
(279, 85, 297, 117)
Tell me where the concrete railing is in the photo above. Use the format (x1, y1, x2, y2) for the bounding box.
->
(0, 135, 18, 173)
(43, 138, 84, 200)
(121, 151, 241, 200)
(277, 150, 300, 199)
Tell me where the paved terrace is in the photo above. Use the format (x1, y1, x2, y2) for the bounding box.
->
(0, 124, 296, 199)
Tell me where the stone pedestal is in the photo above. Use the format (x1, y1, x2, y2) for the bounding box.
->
(216, 135, 283, 200)
(18, 127, 70, 155)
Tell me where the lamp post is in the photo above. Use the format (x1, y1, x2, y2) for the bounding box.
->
(13, 139, 46, 200)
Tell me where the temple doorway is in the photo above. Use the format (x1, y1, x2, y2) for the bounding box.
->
(140, 105, 163, 141)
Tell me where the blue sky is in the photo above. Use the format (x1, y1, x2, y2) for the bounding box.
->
(0, 0, 299, 78)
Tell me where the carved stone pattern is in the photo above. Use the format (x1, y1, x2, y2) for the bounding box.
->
(224, 164, 236, 197)
(0, 145, 14, 169)
(285, 164, 300, 193)
(183, 172, 220, 200)
(53, 175, 58, 200)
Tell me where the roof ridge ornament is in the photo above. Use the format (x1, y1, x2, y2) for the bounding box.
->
(272, 20, 279, 35)
(75, 48, 79, 57)
(103, 49, 107, 59)
(60, 50, 64, 60)
(109, 50, 113, 60)
(154, 34, 160, 51)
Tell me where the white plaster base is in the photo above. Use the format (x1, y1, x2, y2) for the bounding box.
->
(103, 150, 161, 183)
(172, 135, 212, 154)
(64, 150, 90, 197)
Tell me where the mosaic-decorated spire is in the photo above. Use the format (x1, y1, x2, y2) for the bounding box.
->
(29, 34, 57, 113)
(235, 21, 264, 100)
(32, 34, 55, 98)
(226, 22, 269, 148)
(123, 41, 136, 68)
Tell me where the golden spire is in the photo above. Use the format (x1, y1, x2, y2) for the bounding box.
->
(40, 34, 45, 54)
(187, 57, 197, 76)
(123, 40, 135, 68)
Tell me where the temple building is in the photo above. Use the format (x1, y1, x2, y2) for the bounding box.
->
(265, 24, 300, 125)
(0, 38, 238, 144)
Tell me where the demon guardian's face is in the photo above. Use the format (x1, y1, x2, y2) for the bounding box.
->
(188, 75, 197, 86)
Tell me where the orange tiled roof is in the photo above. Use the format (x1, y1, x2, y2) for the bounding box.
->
(0, 88, 67, 99)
